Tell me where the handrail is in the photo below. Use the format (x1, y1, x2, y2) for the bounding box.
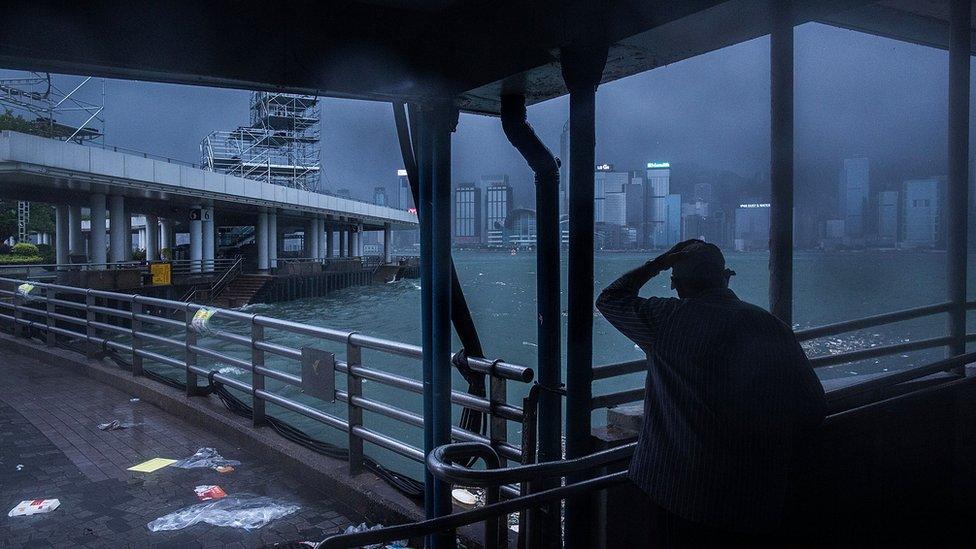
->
(181, 256, 244, 302)
(794, 301, 953, 341)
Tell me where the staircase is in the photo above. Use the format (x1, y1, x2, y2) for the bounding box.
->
(212, 274, 270, 308)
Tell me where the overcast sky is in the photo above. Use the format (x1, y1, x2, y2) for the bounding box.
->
(2, 22, 971, 209)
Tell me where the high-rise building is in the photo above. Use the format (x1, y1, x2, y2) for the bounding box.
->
(877, 190, 899, 246)
(453, 182, 482, 246)
(485, 177, 513, 247)
(623, 182, 645, 231)
(594, 164, 628, 224)
(373, 186, 388, 207)
(839, 157, 870, 238)
(604, 191, 627, 227)
(733, 202, 770, 251)
(645, 162, 671, 247)
(665, 194, 681, 246)
(693, 183, 714, 205)
(902, 178, 942, 248)
(397, 169, 413, 211)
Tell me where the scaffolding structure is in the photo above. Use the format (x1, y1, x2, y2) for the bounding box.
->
(201, 92, 321, 192)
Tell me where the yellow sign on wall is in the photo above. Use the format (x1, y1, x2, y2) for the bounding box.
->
(150, 262, 172, 286)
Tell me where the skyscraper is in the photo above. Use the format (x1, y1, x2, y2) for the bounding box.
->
(485, 176, 513, 247)
(373, 186, 388, 207)
(397, 169, 413, 211)
(646, 162, 671, 247)
(877, 190, 899, 246)
(594, 164, 628, 224)
(733, 202, 770, 251)
(902, 178, 942, 248)
(604, 191, 627, 226)
(453, 182, 482, 245)
(665, 194, 682, 246)
(839, 157, 870, 238)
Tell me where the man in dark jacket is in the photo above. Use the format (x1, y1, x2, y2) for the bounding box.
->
(596, 239, 826, 546)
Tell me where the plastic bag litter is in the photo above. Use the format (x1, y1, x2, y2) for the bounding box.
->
(341, 523, 408, 548)
(98, 420, 138, 431)
(147, 494, 298, 532)
(16, 283, 36, 300)
(190, 306, 217, 335)
(171, 447, 241, 470)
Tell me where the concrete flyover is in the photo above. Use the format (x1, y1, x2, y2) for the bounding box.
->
(0, 131, 415, 272)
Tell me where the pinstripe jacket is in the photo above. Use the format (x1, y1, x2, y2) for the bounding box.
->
(596, 265, 826, 532)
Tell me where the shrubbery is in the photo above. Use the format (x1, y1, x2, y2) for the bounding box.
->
(11, 242, 39, 256)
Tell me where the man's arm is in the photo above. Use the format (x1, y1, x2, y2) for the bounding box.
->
(596, 241, 701, 347)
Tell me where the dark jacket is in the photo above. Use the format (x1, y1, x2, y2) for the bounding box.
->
(596, 276, 826, 532)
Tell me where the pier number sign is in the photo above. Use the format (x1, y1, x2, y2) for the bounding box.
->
(189, 208, 212, 222)
(150, 262, 172, 286)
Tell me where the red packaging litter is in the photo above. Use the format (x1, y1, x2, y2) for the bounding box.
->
(193, 485, 227, 501)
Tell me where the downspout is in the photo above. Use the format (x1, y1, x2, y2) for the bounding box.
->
(501, 94, 562, 541)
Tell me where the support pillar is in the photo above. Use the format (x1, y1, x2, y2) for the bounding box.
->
(268, 211, 278, 269)
(189, 204, 202, 273)
(326, 224, 335, 258)
(160, 219, 174, 258)
(55, 204, 69, 266)
(109, 195, 127, 263)
(202, 207, 215, 273)
(383, 223, 392, 263)
(68, 204, 83, 258)
(144, 213, 159, 262)
(317, 218, 327, 259)
(947, 0, 970, 359)
(347, 226, 355, 257)
(339, 227, 347, 258)
(308, 218, 320, 259)
(257, 212, 269, 272)
(562, 44, 608, 549)
(89, 194, 107, 265)
(769, 0, 794, 324)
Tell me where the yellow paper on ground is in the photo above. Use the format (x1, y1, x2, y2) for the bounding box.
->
(127, 458, 177, 473)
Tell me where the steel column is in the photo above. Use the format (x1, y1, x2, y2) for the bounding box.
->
(68, 203, 83, 257)
(947, 0, 970, 360)
(308, 218, 320, 259)
(202, 207, 215, 273)
(339, 228, 347, 258)
(89, 194, 107, 265)
(109, 195, 127, 263)
(326, 224, 335, 258)
(561, 44, 607, 549)
(769, 0, 794, 324)
(144, 213, 159, 262)
(189, 203, 203, 272)
(268, 211, 278, 269)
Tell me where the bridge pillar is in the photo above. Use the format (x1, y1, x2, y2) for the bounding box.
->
(68, 204, 84, 258)
(356, 224, 363, 256)
(110, 195, 127, 263)
(307, 218, 320, 259)
(268, 211, 278, 270)
(383, 223, 392, 263)
(347, 226, 355, 257)
(90, 193, 107, 265)
(160, 218, 174, 257)
(189, 203, 202, 273)
(203, 207, 215, 273)
(338, 227, 347, 258)
(144, 214, 159, 262)
(257, 212, 269, 272)
(326, 224, 334, 258)
(55, 204, 69, 266)
(317, 218, 327, 260)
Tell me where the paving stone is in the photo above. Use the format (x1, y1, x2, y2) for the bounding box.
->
(0, 352, 362, 547)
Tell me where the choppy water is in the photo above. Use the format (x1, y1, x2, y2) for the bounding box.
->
(145, 249, 975, 478)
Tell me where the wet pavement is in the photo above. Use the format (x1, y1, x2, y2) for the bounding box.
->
(0, 351, 359, 548)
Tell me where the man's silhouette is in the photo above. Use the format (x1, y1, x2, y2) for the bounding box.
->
(596, 239, 826, 546)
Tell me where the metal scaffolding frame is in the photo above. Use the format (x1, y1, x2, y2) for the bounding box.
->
(201, 92, 321, 192)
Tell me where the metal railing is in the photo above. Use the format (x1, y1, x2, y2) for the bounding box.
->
(590, 299, 975, 411)
(0, 258, 240, 280)
(0, 276, 535, 480)
(181, 257, 244, 302)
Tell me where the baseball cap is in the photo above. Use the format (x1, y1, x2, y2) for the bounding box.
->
(671, 241, 729, 280)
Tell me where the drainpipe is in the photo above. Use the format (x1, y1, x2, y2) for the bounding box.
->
(501, 93, 562, 543)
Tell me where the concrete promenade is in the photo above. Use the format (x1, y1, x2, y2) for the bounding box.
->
(0, 350, 358, 548)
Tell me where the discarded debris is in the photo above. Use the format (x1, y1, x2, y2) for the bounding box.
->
(190, 307, 217, 335)
(146, 495, 299, 531)
(215, 465, 235, 474)
(16, 283, 36, 300)
(98, 420, 138, 431)
(15, 464, 23, 471)
(451, 488, 478, 507)
(194, 485, 227, 501)
(127, 458, 177, 473)
(340, 523, 408, 548)
(9, 499, 60, 517)
(172, 447, 241, 471)
(129, 398, 140, 403)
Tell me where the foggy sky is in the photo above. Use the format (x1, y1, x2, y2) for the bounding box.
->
(2, 23, 972, 209)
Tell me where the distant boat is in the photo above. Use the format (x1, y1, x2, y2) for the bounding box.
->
(510, 248, 517, 256)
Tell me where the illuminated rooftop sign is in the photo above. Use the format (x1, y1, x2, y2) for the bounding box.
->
(397, 169, 408, 177)
(595, 163, 613, 171)
(646, 162, 670, 169)
(738, 203, 770, 208)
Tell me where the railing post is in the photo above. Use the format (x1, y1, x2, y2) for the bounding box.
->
(251, 319, 266, 426)
(185, 304, 199, 396)
(85, 290, 96, 358)
(12, 289, 22, 337)
(947, 0, 970, 366)
(45, 287, 56, 347)
(346, 334, 364, 475)
(130, 300, 143, 376)
(489, 367, 508, 467)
